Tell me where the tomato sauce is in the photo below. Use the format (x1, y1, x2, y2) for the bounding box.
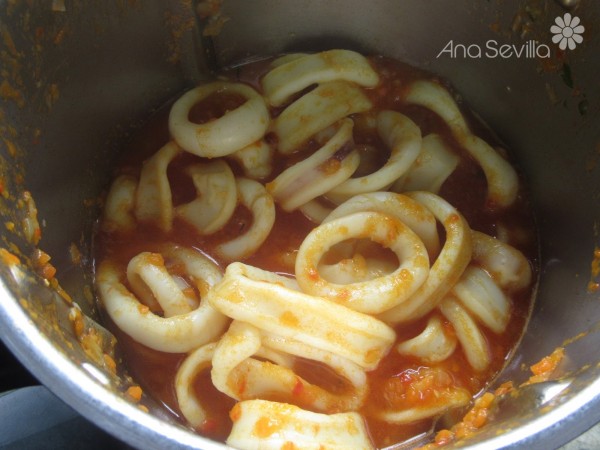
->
(93, 55, 538, 448)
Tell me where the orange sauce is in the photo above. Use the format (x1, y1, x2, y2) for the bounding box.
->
(93, 55, 538, 448)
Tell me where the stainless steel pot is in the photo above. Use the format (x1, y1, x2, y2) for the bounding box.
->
(0, 0, 599, 448)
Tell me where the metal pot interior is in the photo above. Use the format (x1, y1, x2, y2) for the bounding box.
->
(0, 1, 599, 449)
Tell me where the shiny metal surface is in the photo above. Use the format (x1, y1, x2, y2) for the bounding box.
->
(0, 0, 599, 449)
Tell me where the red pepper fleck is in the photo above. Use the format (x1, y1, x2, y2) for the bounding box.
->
(292, 378, 304, 396)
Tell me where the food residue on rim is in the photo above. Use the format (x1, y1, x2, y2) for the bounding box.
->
(417, 347, 566, 449)
(589, 246, 600, 293)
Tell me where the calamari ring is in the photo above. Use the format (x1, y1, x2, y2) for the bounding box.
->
(299, 198, 335, 224)
(295, 211, 430, 314)
(274, 80, 372, 154)
(174, 342, 217, 428)
(267, 119, 359, 211)
(392, 133, 460, 194)
(404, 80, 518, 209)
(377, 386, 470, 424)
(317, 250, 398, 285)
(210, 320, 262, 399)
(262, 49, 379, 107)
(102, 174, 137, 233)
(169, 81, 269, 158)
(327, 111, 422, 203)
(97, 246, 228, 353)
(227, 139, 273, 180)
(472, 230, 532, 292)
(175, 159, 237, 235)
(259, 330, 366, 390)
(396, 315, 457, 363)
(208, 263, 395, 370)
(439, 296, 491, 371)
(379, 191, 472, 325)
(215, 178, 275, 262)
(211, 321, 367, 413)
(175, 340, 295, 430)
(270, 53, 308, 68)
(126, 252, 194, 317)
(451, 265, 511, 334)
(324, 192, 441, 258)
(227, 400, 374, 450)
(134, 141, 180, 232)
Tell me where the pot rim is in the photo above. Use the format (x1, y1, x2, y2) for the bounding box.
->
(3, 272, 600, 449)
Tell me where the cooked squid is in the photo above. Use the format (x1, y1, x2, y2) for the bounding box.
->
(295, 211, 430, 314)
(404, 80, 518, 209)
(210, 320, 368, 412)
(323, 192, 441, 257)
(439, 296, 491, 372)
(214, 178, 276, 262)
(175, 159, 237, 235)
(175, 342, 217, 427)
(472, 230, 532, 292)
(297, 198, 333, 223)
(451, 266, 511, 334)
(267, 119, 359, 211)
(273, 80, 372, 154)
(228, 140, 273, 180)
(327, 111, 422, 204)
(396, 314, 457, 363)
(392, 133, 460, 194)
(94, 49, 537, 450)
(379, 191, 472, 324)
(102, 174, 137, 233)
(134, 141, 180, 231)
(126, 252, 196, 317)
(207, 262, 396, 370)
(97, 245, 228, 353)
(169, 81, 270, 158)
(262, 49, 379, 107)
(227, 400, 374, 450)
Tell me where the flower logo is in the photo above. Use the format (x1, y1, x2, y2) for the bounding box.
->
(551, 13, 584, 50)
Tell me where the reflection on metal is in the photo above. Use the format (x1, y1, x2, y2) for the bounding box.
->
(555, 0, 581, 10)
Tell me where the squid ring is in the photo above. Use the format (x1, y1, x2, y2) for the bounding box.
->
(175, 335, 295, 429)
(211, 321, 367, 413)
(327, 111, 422, 204)
(102, 174, 137, 233)
(274, 80, 372, 154)
(227, 400, 374, 450)
(134, 141, 180, 232)
(175, 159, 237, 235)
(96, 246, 229, 353)
(392, 133, 460, 194)
(439, 296, 491, 371)
(208, 263, 395, 370)
(404, 80, 518, 209)
(215, 178, 276, 262)
(227, 140, 273, 180)
(295, 211, 430, 314)
(174, 343, 217, 428)
(396, 315, 457, 363)
(377, 386, 470, 424)
(126, 252, 195, 317)
(324, 192, 441, 258)
(451, 266, 511, 334)
(262, 49, 379, 107)
(299, 198, 335, 224)
(471, 230, 532, 292)
(379, 191, 472, 325)
(267, 119, 359, 211)
(169, 81, 270, 158)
